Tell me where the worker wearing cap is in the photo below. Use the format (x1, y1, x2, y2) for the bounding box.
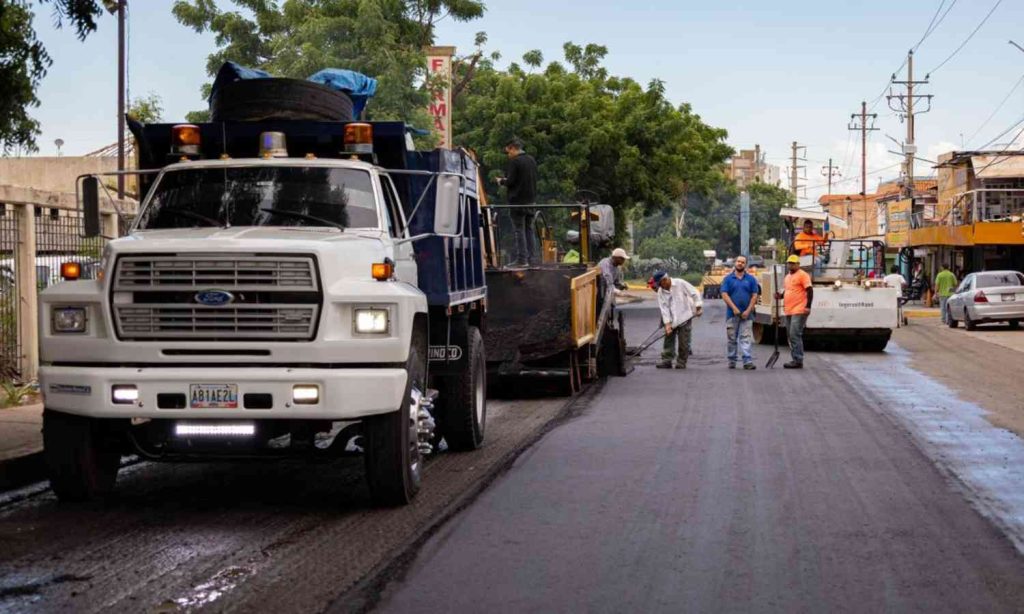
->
(598, 248, 630, 296)
(653, 271, 702, 370)
(775, 255, 814, 369)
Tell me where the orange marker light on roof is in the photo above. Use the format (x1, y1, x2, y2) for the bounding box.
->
(60, 262, 81, 280)
(344, 123, 374, 154)
(371, 262, 393, 281)
(171, 124, 201, 156)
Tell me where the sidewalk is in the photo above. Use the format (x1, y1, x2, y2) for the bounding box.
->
(0, 403, 44, 490)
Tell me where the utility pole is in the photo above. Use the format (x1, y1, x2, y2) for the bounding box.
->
(754, 144, 762, 183)
(789, 141, 806, 202)
(820, 158, 841, 195)
(887, 50, 933, 199)
(103, 1, 127, 198)
(848, 101, 878, 197)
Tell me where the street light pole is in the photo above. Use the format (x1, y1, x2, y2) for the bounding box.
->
(104, 1, 126, 199)
(117, 1, 125, 199)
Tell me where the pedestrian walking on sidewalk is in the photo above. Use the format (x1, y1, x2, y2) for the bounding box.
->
(721, 255, 760, 370)
(653, 271, 702, 369)
(776, 255, 814, 369)
(935, 264, 958, 324)
(496, 138, 538, 267)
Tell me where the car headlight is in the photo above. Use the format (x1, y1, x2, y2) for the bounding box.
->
(354, 308, 389, 334)
(52, 307, 87, 333)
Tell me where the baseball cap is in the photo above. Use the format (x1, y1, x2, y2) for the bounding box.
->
(611, 248, 630, 260)
(786, 255, 801, 264)
(652, 271, 668, 285)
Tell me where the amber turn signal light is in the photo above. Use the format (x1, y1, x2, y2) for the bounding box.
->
(60, 262, 81, 280)
(371, 262, 393, 281)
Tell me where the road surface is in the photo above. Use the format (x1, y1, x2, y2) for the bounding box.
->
(0, 396, 573, 612)
(377, 300, 1024, 613)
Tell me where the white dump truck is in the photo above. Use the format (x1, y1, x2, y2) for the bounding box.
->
(38, 117, 488, 506)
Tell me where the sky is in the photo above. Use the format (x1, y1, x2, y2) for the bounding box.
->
(23, 0, 1024, 206)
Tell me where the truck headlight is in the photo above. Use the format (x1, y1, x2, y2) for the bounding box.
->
(354, 308, 389, 334)
(52, 307, 87, 333)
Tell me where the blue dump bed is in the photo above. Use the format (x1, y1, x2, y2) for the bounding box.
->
(129, 119, 486, 309)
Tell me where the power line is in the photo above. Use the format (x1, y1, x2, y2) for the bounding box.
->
(914, 0, 957, 50)
(965, 73, 1024, 147)
(977, 113, 1024, 150)
(969, 125, 1024, 178)
(926, 0, 1004, 76)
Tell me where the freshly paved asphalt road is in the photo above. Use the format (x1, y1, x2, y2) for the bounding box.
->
(377, 300, 1024, 613)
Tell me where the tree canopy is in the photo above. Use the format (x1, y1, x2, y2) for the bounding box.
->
(172, 0, 484, 124)
(453, 43, 733, 215)
(0, 0, 104, 153)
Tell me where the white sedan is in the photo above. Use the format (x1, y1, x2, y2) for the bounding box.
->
(946, 270, 1024, 330)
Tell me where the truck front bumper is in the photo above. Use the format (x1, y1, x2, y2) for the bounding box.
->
(40, 366, 408, 420)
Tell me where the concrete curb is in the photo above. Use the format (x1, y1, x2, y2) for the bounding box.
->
(905, 310, 940, 318)
(0, 451, 45, 492)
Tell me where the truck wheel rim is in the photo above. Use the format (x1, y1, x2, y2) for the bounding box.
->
(408, 387, 423, 483)
(474, 358, 485, 425)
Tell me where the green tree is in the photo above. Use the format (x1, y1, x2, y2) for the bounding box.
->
(453, 42, 733, 236)
(127, 92, 163, 123)
(636, 234, 711, 276)
(172, 0, 484, 127)
(0, 1, 104, 153)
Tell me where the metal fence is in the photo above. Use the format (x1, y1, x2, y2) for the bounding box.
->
(0, 207, 21, 381)
(34, 209, 106, 291)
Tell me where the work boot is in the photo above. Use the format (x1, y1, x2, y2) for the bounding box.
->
(656, 362, 673, 369)
(675, 363, 687, 370)
(743, 363, 756, 370)
(783, 361, 803, 369)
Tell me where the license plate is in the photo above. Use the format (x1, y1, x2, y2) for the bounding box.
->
(1002, 294, 1016, 302)
(189, 384, 238, 409)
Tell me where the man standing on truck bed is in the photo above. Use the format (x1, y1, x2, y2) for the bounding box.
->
(497, 138, 539, 267)
(721, 255, 759, 370)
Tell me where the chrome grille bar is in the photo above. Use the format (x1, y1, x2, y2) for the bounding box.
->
(111, 254, 320, 341)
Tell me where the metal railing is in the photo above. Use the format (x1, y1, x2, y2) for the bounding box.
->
(0, 187, 133, 382)
(943, 188, 1024, 226)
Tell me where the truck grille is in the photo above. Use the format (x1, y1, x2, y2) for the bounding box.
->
(112, 255, 321, 341)
(114, 255, 317, 291)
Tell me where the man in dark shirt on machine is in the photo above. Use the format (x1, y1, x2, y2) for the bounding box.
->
(497, 138, 539, 267)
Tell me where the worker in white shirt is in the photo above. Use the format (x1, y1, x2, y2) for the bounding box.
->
(883, 265, 907, 293)
(653, 270, 703, 369)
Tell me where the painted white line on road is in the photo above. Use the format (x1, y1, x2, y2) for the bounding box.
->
(828, 345, 1024, 554)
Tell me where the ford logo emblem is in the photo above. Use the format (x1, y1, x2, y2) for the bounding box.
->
(195, 290, 235, 306)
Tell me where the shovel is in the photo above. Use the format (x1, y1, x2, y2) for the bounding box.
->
(766, 265, 782, 369)
(628, 325, 668, 358)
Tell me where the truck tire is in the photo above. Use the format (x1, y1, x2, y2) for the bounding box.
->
(43, 410, 120, 502)
(211, 78, 355, 122)
(364, 336, 426, 506)
(436, 327, 486, 452)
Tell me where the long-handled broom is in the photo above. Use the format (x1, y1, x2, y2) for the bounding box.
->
(766, 264, 782, 368)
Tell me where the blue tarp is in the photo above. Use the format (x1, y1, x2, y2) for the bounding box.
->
(209, 61, 378, 117)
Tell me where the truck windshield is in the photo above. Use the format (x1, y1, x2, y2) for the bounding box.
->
(135, 166, 379, 230)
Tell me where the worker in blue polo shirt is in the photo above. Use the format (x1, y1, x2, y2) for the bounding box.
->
(720, 255, 760, 370)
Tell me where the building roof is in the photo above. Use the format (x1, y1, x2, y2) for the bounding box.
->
(934, 150, 1024, 168)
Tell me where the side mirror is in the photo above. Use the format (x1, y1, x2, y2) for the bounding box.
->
(433, 175, 461, 236)
(82, 176, 101, 238)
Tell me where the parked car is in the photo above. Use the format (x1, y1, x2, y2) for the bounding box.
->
(946, 270, 1024, 330)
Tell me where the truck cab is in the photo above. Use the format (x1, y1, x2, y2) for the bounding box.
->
(39, 120, 487, 506)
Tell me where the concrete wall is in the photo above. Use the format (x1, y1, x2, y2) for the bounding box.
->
(0, 157, 122, 193)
